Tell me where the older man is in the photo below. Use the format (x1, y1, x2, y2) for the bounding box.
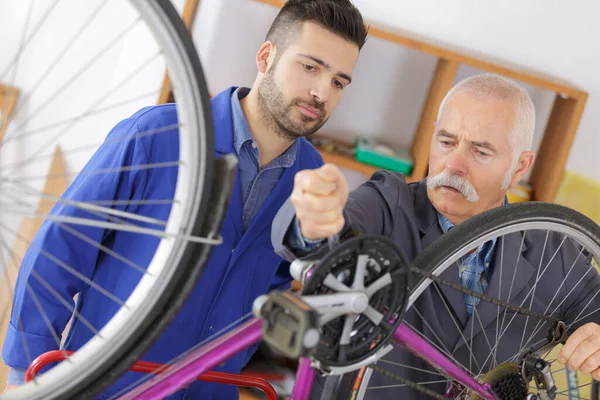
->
(271, 73, 600, 398)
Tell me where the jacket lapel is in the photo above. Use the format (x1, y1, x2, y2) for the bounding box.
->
(211, 87, 243, 240)
(412, 181, 470, 341)
(230, 140, 306, 260)
(454, 231, 535, 353)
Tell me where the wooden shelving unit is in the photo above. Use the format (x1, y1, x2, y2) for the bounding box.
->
(315, 145, 379, 177)
(253, 0, 589, 202)
(0, 83, 19, 142)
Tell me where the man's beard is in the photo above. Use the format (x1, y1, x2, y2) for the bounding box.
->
(257, 68, 328, 141)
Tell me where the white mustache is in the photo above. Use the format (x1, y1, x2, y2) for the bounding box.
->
(427, 170, 480, 203)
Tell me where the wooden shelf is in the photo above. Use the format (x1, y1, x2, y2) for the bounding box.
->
(315, 145, 379, 177)
(253, 0, 589, 202)
(0, 83, 19, 142)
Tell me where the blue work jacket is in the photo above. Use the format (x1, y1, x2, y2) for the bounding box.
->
(2, 87, 324, 399)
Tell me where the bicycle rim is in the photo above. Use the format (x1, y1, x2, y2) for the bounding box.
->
(362, 202, 600, 399)
(0, 0, 215, 398)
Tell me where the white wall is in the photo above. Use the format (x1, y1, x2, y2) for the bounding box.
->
(192, 0, 600, 187)
(0, 0, 597, 192)
(0, 0, 186, 257)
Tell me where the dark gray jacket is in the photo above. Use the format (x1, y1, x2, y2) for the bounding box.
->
(272, 171, 600, 399)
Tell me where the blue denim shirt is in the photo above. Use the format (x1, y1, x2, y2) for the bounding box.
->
(437, 212, 497, 317)
(232, 87, 298, 231)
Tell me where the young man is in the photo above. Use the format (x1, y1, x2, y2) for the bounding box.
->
(3, 1, 368, 398)
(273, 73, 600, 398)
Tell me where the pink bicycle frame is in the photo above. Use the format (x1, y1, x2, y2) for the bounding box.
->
(108, 318, 495, 400)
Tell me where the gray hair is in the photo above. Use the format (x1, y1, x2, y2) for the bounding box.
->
(436, 73, 536, 189)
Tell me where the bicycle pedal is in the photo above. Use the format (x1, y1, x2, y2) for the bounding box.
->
(253, 291, 320, 359)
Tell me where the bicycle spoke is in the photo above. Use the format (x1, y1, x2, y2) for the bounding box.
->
(2, 54, 168, 178)
(9, 161, 182, 183)
(403, 320, 470, 374)
(0, 190, 152, 242)
(484, 237, 569, 366)
(4, 1, 109, 130)
(9, 18, 142, 133)
(0, 221, 127, 308)
(378, 359, 446, 377)
(523, 246, 587, 349)
(30, 268, 103, 339)
(493, 235, 505, 370)
(0, 0, 35, 145)
(569, 305, 600, 328)
(555, 381, 596, 394)
(518, 231, 551, 352)
(0, 92, 175, 163)
(75, 199, 176, 206)
(497, 232, 526, 350)
(0, 0, 59, 82)
(0, 198, 176, 208)
(473, 306, 496, 369)
(367, 379, 451, 389)
(57, 224, 149, 276)
(0, 180, 168, 227)
(411, 307, 456, 365)
(18, 214, 220, 244)
(432, 283, 481, 372)
(0, 238, 45, 382)
(568, 276, 600, 329)
(0, 191, 152, 277)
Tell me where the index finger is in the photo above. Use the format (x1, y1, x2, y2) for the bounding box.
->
(295, 170, 337, 195)
(559, 323, 596, 363)
(316, 164, 348, 201)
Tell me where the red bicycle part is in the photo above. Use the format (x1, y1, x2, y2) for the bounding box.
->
(25, 350, 278, 400)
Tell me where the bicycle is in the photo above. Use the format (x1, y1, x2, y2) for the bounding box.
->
(1, 1, 599, 399)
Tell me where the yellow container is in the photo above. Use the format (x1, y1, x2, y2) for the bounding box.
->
(555, 171, 600, 225)
(507, 182, 532, 203)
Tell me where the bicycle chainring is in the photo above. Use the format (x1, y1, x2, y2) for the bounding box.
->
(301, 235, 410, 371)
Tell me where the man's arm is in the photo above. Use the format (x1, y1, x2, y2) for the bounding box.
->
(1, 115, 150, 379)
(272, 166, 397, 261)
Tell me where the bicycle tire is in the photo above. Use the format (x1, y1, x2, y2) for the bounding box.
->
(341, 202, 600, 400)
(409, 201, 600, 304)
(1, 1, 219, 399)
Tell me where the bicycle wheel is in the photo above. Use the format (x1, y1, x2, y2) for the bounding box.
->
(356, 202, 600, 399)
(0, 1, 220, 399)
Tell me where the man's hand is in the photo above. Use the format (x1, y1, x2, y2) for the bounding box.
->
(291, 163, 349, 241)
(558, 322, 600, 379)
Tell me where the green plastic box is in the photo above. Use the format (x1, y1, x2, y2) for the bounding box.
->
(354, 137, 413, 175)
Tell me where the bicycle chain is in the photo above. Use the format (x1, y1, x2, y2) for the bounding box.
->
(359, 267, 560, 399)
(410, 266, 559, 323)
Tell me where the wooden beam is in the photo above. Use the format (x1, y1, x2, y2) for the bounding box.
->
(0, 84, 20, 143)
(529, 93, 588, 202)
(409, 58, 459, 182)
(157, 0, 201, 104)
(252, 0, 585, 100)
(0, 146, 69, 391)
